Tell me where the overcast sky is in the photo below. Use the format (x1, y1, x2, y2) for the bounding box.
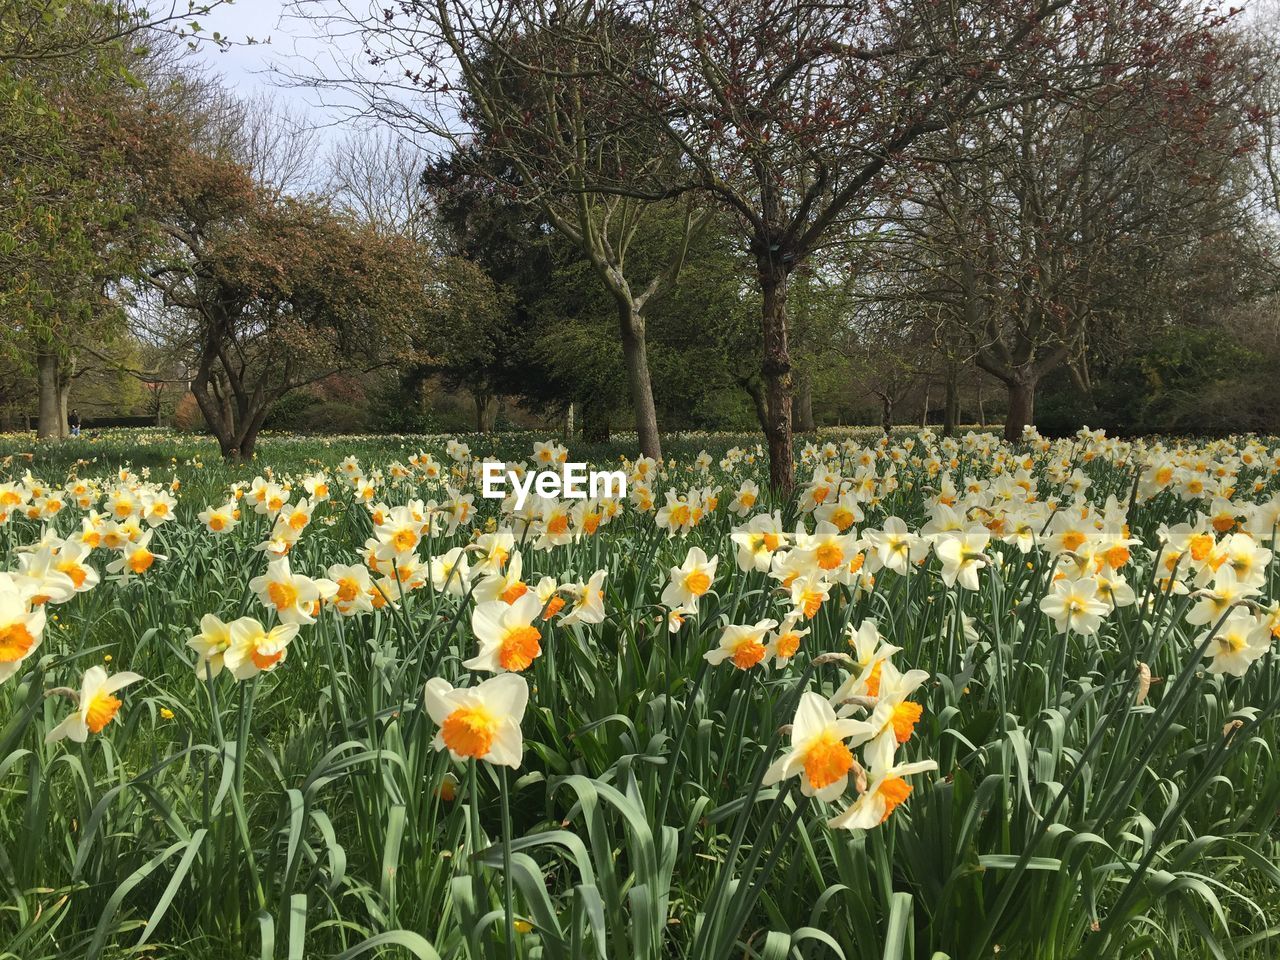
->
(194, 1, 360, 141)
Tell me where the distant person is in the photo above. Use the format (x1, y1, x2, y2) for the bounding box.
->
(68, 409, 81, 437)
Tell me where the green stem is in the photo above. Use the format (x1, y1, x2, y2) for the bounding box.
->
(499, 765, 516, 960)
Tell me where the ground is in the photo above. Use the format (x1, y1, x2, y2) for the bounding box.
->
(0, 427, 1277, 959)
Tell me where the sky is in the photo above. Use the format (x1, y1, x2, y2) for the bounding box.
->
(192, 1, 360, 142)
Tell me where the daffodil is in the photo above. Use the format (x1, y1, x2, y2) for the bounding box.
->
(327, 563, 377, 616)
(729, 480, 760, 517)
(223, 618, 300, 680)
(826, 758, 938, 831)
(861, 661, 931, 771)
(666, 604, 696, 634)
(473, 551, 528, 604)
(730, 512, 787, 573)
(832, 620, 901, 708)
(764, 692, 873, 801)
(559, 570, 608, 627)
(46, 666, 143, 743)
(0, 575, 46, 684)
(464, 594, 544, 673)
(705, 619, 778, 670)
(1039, 575, 1110, 635)
(662, 547, 718, 609)
(13, 543, 78, 605)
(787, 575, 831, 620)
(105, 529, 167, 582)
(187, 612, 256, 677)
(798, 521, 858, 573)
(1200, 612, 1271, 677)
(765, 616, 809, 667)
(249, 556, 336, 625)
(934, 532, 990, 591)
(429, 546, 472, 597)
(198, 501, 239, 533)
(424, 673, 528, 767)
(472, 529, 516, 576)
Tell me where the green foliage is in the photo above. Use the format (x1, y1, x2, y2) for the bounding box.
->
(0, 429, 1277, 959)
(519, 213, 764, 431)
(1039, 326, 1279, 437)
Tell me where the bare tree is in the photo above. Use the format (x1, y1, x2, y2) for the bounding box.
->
(283, 0, 715, 460)
(897, 9, 1259, 440)
(326, 129, 436, 242)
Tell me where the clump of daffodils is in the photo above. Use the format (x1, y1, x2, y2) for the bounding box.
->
(763, 618, 938, 832)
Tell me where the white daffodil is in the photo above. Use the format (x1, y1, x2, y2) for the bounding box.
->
(464, 593, 544, 673)
(1039, 575, 1110, 635)
(704, 619, 778, 670)
(424, 673, 529, 767)
(764, 692, 874, 802)
(827, 759, 939, 831)
(223, 618, 300, 680)
(661, 547, 719, 609)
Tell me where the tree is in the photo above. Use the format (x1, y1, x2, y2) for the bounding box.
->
(142, 147, 433, 460)
(289, 0, 717, 461)
(833, 273, 937, 436)
(573, 0, 1237, 488)
(327, 130, 436, 243)
(1, 1, 234, 437)
(413, 256, 515, 431)
(898, 9, 1257, 439)
(0, 0, 230, 68)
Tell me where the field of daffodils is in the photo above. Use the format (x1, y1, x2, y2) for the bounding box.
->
(1, 427, 1278, 960)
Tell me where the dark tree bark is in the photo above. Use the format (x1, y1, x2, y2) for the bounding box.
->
(618, 302, 662, 462)
(759, 257, 794, 496)
(473, 391, 494, 432)
(188, 311, 282, 462)
(1004, 377, 1037, 442)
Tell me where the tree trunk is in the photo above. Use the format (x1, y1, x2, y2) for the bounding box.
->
(564, 402, 575, 439)
(617, 303, 662, 461)
(58, 388, 69, 438)
(759, 262, 794, 496)
(880, 394, 893, 436)
(921, 385, 930, 429)
(1005, 377, 1037, 442)
(35, 350, 62, 439)
(581, 395, 611, 443)
(238, 432, 258, 461)
(235, 399, 273, 461)
(473, 391, 490, 432)
(743, 378, 770, 435)
(943, 369, 959, 437)
(793, 370, 814, 433)
(977, 382, 986, 426)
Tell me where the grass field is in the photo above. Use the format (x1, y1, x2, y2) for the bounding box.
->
(1, 427, 1278, 960)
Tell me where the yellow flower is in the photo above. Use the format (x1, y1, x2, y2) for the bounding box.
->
(423, 674, 529, 767)
(46, 666, 143, 743)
